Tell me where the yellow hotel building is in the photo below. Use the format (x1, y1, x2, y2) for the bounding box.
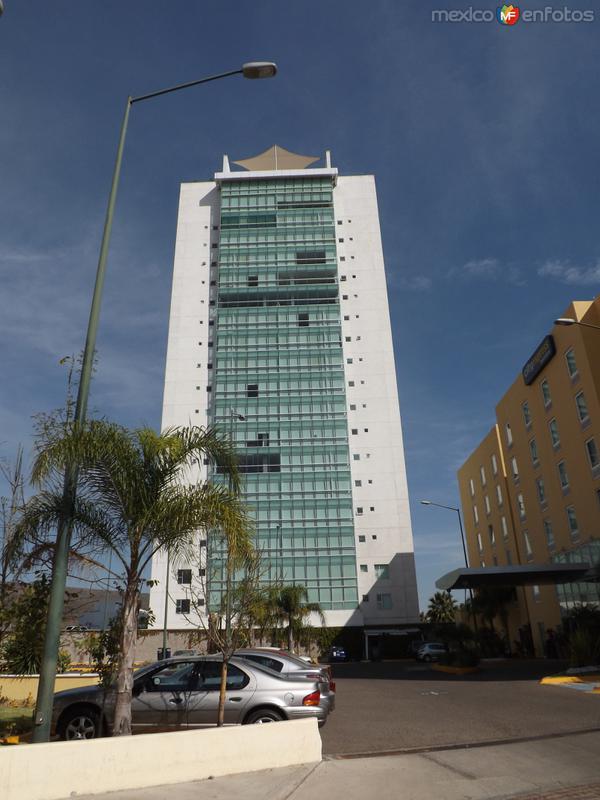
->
(457, 299, 600, 657)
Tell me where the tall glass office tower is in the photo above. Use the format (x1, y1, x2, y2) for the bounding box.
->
(150, 146, 418, 635)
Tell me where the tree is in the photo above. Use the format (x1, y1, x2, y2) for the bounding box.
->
(426, 591, 458, 624)
(266, 585, 325, 651)
(1, 575, 52, 673)
(17, 421, 251, 736)
(0, 447, 27, 649)
(470, 585, 515, 642)
(185, 546, 271, 726)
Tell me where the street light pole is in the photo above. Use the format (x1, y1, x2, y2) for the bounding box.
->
(555, 317, 600, 331)
(420, 500, 478, 631)
(32, 63, 277, 743)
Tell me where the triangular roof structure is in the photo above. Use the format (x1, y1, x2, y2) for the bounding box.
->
(233, 145, 320, 172)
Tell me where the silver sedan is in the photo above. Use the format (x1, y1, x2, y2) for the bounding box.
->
(52, 655, 332, 740)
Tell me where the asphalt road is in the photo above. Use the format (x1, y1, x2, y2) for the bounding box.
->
(320, 659, 600, 756)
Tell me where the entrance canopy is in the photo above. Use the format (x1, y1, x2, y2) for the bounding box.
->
(436, 563, 593, 591)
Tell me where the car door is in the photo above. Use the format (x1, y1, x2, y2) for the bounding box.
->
(131, 661, 197, 733)
(184, 661, 255, 727)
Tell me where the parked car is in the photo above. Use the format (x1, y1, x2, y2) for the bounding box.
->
(328, 646, 349, 662)
(415, 642, 447, 662)
(408, 640, 425, 657)
(65, 625, 89, 633)
(235, 648, 335, 693)
(51, 655, 333, 740)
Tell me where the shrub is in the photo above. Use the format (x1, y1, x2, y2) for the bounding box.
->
(57, 650, 71, 673)
(568, 628, 600, 668)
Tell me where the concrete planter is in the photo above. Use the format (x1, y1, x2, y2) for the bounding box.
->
(0, 717, 322, 800)
(432, 664, 480, 675)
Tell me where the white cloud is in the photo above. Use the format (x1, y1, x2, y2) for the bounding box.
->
(449, 258, 524, 286)
(400, 275, 433, 291)
(538, 259, 600, 286)
(463, 258, 499, 278)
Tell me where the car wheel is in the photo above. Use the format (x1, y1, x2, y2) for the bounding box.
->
(244, 708, 284, 724)
(423, 655, 432, 662)
(58, 706, 101, 740)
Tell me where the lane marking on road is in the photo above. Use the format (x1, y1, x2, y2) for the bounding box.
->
(324, 726, 600, 761)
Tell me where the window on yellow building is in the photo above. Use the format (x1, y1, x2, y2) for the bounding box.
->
(558, 460, 569, 490)
(549, 418, 560, 448)
(543, 520, 555, 550)
(585, 438, 599, 470)
(529, 438, 539, 466)
(523, 530, 533, 560)
(536, 478, 546, 504)
(511, 456, 519, 481)
(575, 391, 589, 423)
(565, 348, 578, 378)
(566, 506, 579, 539)
(541, 379, 552, 407)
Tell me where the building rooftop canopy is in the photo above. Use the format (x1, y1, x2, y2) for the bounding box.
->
(233, 144, 320, 171)
(215, 145, 336, 184)
(436, 563, 594, 591)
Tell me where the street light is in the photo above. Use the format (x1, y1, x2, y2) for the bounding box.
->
(555, 317, 600, 332)
(32, 62, 277, 744)
(420, 499, 477, 630)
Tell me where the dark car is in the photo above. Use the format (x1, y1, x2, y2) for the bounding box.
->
(328, 646, 349, 662)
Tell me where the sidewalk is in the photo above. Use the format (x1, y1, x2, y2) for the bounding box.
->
(70, 730, 600, 800)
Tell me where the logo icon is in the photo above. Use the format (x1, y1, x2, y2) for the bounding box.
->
(497, 4, 520, 24)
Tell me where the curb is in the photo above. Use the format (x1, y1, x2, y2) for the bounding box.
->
(540, 674, 600, 685)
(432, 664, 480, 675)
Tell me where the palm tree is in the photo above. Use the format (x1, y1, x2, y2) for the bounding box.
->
(426, 591, 458, 624)
(268, 585, 325, 651)
(470, 585, 515, 640)
(18, 421, 252, 736)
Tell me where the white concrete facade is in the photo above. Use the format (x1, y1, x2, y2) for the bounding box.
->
(334, 176, 418, 625)
(150, 180, 216, 631)
(150, 154, 418, 632)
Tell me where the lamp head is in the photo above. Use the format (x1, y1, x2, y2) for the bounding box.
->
(242, 62, 278, 79)
(554, 318, 576, 326)
(420, 500, 432, 505)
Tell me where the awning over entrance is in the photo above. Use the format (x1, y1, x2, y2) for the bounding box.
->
(436, 563, 593, 591)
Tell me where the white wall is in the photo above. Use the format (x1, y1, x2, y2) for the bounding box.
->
(0, 719, 322, 800)
(149, 180, 218, 631)
(334, 175, 419, 625)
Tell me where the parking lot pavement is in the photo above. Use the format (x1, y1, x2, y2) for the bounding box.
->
(320, 659, 600, 755)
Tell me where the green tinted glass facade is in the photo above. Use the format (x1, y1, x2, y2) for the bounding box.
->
(209, 176, 358, 610)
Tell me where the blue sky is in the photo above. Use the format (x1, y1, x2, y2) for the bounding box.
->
(1, 1, 600, 610)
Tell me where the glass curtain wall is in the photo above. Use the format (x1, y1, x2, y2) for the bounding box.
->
(208, 176, 358, 611)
